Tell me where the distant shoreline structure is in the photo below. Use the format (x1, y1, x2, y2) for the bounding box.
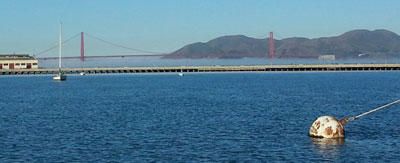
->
(0, 54, 38, 70)
(1, 63, 400, 76)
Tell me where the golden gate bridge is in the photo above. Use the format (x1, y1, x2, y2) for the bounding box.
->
(34, 32, 168, 61)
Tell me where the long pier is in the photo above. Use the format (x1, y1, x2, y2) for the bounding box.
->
(1, 64, 400, 75)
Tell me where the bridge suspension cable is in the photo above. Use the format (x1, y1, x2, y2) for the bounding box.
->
(34, 32, 81, 57)
(256, 33, 269, 39)
(84, 33, 163, 54)
(255, 32, 285, 40)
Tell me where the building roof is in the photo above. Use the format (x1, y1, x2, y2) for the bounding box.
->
(0, 54, 37, 60)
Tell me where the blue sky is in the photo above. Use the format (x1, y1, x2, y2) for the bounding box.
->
(0, 0, 399, 57)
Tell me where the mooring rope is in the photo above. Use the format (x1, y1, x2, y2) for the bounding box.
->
(346, 99, 400, 122)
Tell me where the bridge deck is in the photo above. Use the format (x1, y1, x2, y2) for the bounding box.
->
(1, 64, 400, 75)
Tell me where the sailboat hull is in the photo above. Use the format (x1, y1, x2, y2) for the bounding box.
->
(53, 73, 67, 81)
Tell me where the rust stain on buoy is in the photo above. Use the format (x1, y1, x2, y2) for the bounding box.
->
(309, 116, 345, 138)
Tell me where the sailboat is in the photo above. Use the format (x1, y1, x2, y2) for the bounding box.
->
(53, 24, 67, 81)
(178, 67, 184, 76)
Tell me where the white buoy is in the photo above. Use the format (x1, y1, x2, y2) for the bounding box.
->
(309, 99, 400, 139)
(309, 116, 345, 138)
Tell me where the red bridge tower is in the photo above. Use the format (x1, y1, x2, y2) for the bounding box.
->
(81, 32, 85, 61)
(270, 32, 274, 59)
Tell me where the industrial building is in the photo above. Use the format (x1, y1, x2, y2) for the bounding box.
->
(0, 54, 38, 69)
(318, 55, 336, 60)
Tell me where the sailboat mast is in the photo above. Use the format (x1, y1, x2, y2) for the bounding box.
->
(59, 23, 62, 69)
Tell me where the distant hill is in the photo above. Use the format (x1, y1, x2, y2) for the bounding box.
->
(163, 29, 400, 59)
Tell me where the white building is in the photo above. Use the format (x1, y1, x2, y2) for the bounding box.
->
(318, 55, 336, 60)
(0, 54, 38, 69)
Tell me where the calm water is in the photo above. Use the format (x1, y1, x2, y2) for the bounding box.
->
(1, 72, 400, 162)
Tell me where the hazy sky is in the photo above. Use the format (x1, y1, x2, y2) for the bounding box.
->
(1, 0, 399, 57)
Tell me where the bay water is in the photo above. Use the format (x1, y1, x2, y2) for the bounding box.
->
(0, 72, 399, 162)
